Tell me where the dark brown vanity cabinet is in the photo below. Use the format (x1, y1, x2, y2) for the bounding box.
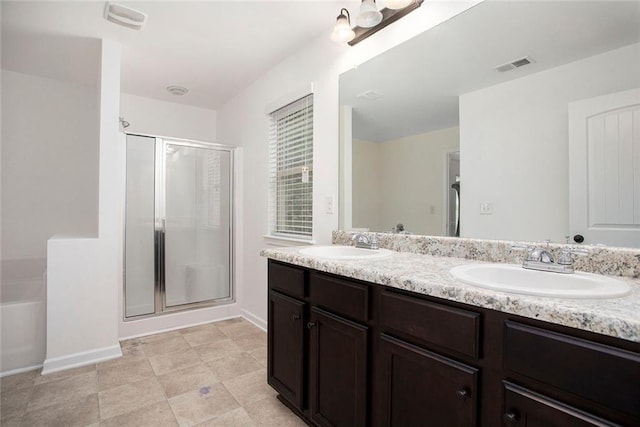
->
(267, 261, 369, 426)
(267, 260, 640, 427)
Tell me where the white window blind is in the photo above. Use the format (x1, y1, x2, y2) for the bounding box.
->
(268, 94, 313, 239)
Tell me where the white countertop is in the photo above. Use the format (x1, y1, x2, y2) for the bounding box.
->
(261, 246, 640, 343)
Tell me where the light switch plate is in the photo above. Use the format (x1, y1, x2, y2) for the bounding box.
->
(326, 196, 334, 214)
(480, 201, 493, 215)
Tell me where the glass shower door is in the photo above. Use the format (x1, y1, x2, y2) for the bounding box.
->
(124, 135, 233, 318)
(124, 135, 157, 317)
(163, 142, 232, 309)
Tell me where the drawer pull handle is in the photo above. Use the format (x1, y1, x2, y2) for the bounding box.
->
(307, 322, 317, 329)
(503, 412, 519, 423)
(292, 315, 301, 321)
(456, 389, 470, 399)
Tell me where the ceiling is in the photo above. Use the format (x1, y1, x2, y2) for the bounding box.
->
(340, 0, 640, 142)
(1, 0, 359, 110)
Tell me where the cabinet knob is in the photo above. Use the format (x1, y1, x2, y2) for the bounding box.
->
(292, 315, 301, 321)
(307, 322, 316, 329)
(503, 412, 519, 424)
(456, 389, 470, 399)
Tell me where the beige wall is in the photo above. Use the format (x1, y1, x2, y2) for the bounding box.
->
(352, 127, 459, 235)
(352, 139, 381, 231)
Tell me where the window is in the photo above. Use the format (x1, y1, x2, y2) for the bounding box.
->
(268, 94, 313, 239)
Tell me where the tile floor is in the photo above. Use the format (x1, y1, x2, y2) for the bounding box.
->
(0, 318, 307, 426)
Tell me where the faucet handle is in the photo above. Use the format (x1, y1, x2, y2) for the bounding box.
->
(557, 246, 589, 265)
(511, 243, 533, 251)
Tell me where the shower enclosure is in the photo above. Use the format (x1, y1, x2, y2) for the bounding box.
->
(124, 135, 234, 318)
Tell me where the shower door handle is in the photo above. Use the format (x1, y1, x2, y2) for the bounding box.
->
(154, 218, 166, 313)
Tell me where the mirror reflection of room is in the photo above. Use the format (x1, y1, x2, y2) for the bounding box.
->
(339, 0, 640, 247)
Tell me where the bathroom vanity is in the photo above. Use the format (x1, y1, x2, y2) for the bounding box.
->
(262, 247, 640, 427)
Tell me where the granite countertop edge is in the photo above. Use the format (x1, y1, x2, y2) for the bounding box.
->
(261, 247, 640, 343)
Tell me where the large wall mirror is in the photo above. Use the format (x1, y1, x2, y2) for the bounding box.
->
(339, 0, 640, 248)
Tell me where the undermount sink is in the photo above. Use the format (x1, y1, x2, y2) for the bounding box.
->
(449, 263, 632, 299)
(299, 245, 393, 260)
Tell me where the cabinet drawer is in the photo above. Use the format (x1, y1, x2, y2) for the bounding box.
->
(503, 382, 618, 426)
(504, 321, 640, 419)
(310, 272, 369, 323)
(268, 261, 306, 299)
(381, 290, 480, 359)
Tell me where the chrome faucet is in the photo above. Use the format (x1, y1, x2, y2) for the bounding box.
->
(352, 233, 379, 250)
(512, 241, 588, 274)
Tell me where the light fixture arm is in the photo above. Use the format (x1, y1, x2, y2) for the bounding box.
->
(339, 7, 351, 22)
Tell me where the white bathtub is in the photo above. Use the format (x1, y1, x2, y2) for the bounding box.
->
(1, 259, 46, 376)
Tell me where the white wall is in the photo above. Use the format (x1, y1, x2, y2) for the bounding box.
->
(218, 2, 480, 325)
(120, 93, 216, 142)
(460, 42, 640, 243)
(43, 40, 122, 373)
(1, 70, 99, 264)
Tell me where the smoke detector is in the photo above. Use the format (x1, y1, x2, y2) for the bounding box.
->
(166, 85, 189, 96)
(103, 2, 147, 30)
(495, 56, 534, 73)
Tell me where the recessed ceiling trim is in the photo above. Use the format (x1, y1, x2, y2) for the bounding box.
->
(166, 85, 189, 96)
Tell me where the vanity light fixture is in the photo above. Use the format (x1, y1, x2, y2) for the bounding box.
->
(384, 0, 413, 9)
(331, 8, 356, 43)
(332, 0, 423, 46)
(356, 0, 383, 28)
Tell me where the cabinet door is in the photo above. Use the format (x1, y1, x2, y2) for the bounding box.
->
(309, 307, 368, 427)
(379, 334, 478, 427)
(268, 290, 305, 410)
(503, 382, 618, 427)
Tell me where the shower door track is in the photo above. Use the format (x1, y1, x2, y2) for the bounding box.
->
(123, 133, 235, 320)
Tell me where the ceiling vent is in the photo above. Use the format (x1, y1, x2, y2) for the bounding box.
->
(103, 2, 147, 30)
(495, 57, 534, 73)
(356, 90, 384, 101)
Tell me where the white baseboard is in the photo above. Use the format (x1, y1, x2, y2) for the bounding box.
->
(241, 309, 267, 332)
(0, 363, 43, 378)
(41, 345, 122, 375)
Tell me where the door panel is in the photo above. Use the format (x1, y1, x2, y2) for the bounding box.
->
(124, 135, 157, 317)
(569, 88, 640, 246)
(164, 143, 231, 308)
(309, 307, 368, 427)
(379, 333, 478, 427)
(268, 291, 305, 409)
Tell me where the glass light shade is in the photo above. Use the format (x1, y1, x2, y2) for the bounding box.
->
(331, 14, 355, 43)
(384, 0, 412, 10)
(356, 0, 382, 28)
